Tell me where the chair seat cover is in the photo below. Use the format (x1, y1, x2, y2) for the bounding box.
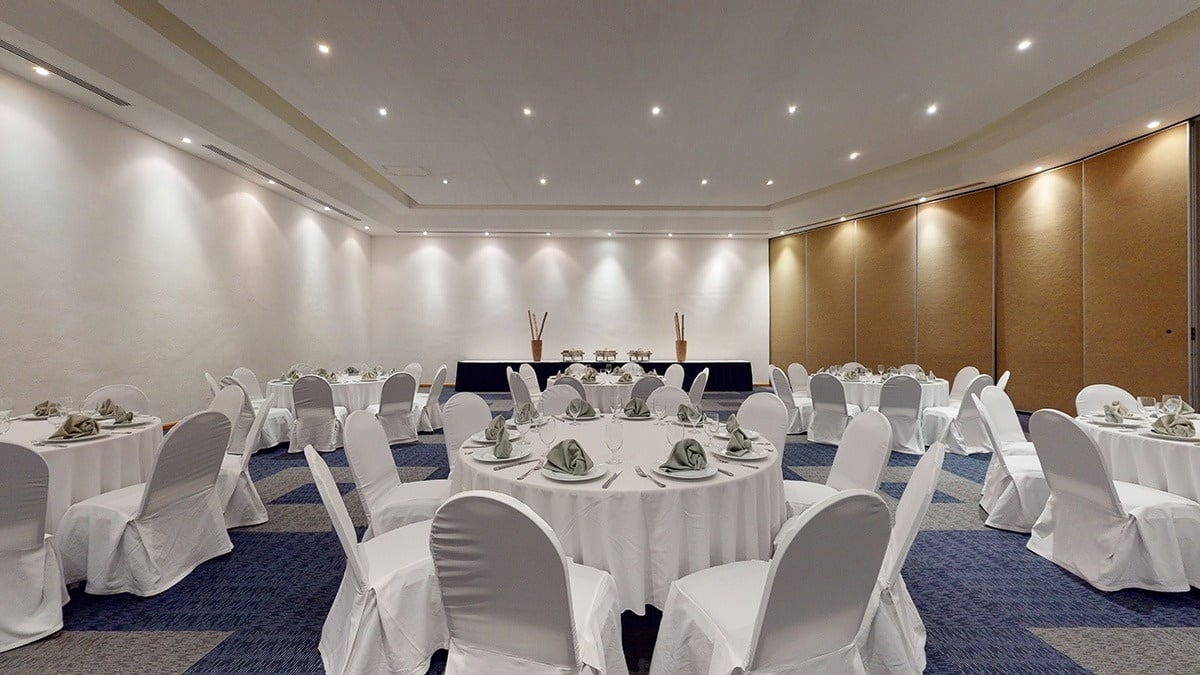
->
(1027, 480, 1200, 592)
(979, 455, 1048, 533)
(365, 403, 418, 445)
(788, 397, 814, 434)
(260, 408, 293, 450)
(0, 536, 68, 653)
(782, 482, 838, 519)
(999, 440, 1037, 456)
(921, 406, 991, 455)
(320, 519, 449, 675)
(807, 403, 862, 445)
(361, 480, 452, 540)
(414, 392, 443, 432)
(855, 575, 925, 675)
(58, 482, 232, 596)
(289, 406, 348, 453)
(217, 454, 268, 529)
(650, 560, 864, 674)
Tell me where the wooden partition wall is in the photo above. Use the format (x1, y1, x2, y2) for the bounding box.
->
(769, 125, 1192, 411)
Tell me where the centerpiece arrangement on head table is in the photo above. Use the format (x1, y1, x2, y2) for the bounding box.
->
(674, 311, 687, 362)
(527, 309, 547, 361)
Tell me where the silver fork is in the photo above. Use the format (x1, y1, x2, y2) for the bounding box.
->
(517, 460, 544, 480)
(635, 465, 666, 488)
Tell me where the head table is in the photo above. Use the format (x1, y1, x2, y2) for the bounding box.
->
(266, 376, 385, 413)
(7, 416, 163, 534)
(450, 415, 786, 613)
(831, 375, 950, 412)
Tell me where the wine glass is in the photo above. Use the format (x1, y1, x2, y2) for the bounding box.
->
(687, 403, 704, 435)
(0, 397, 11, 436)
(604, 418, 623, 464)
(48, 396, 71, 432)
(1163, 395, 1183, 415)
(701, 415, 719, 449)
(665, 421, 684, 446)
(1138, 396, 1157, 416)
(650, 399, 662, 426)
(877, 364, 885, 376)
(537, 416, 557, 450)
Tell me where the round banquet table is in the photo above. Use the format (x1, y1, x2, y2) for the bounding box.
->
(550, 373, 638, 411)
(450, 415, 787, 612)
(7, 416, 163, 534)
(837, 376, 950, 412)
(1078, 417, 1200, 502)
(266, 376, 385, 413)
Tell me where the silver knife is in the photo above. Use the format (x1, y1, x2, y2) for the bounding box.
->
(602, 470, 622, 488)
(493, 458, 539, 471)
(716, 467, 734, 477)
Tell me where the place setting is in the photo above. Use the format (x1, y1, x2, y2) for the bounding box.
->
(1077, 400, 1148, 429)
(466, 416, 529, 462)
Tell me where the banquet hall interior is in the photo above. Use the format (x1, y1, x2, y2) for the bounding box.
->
(3, 1, 1200, 673)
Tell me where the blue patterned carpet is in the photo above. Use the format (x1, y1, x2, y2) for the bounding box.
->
(9, 389, 1200, 674)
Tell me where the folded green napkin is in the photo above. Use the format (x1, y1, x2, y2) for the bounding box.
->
(581, 372, 598, 384)
(566, 398, 595, 418)
(1152, 413, 1195, 437)
(623, 398, 650, 418)
(1104, 401, 1130, 424)
(677, 403, 699, 422)
(514, 402, 538, 424)
(492, 426, 513, 459)
(618, 372, 633, 383)
(96, 398, 119, 416)
(661, 438, 707, 472)
(361, 371, 377, 381)
(845, 371, 860, 381)
(1182, 401, 1196, 414)
(111, 406, 134, 424)
(544, 439, 594, 475)
(485, 415, 506, 441)
(345, 365, 360, 375)
(726, 414, 740, 433)
(726, 428, 752, 455)
(33, 400, 61, 417)
(50, 414, 99, 439)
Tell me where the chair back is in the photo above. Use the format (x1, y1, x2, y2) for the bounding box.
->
(843, 361, 866, 372)
(539, 385, 580, 416)
(555, 375, 587, 401)
(218, 377, 259, 455)
(1030, 409, 1125, 518)
(880, 444, 944, 588)
(979, 386, 1026, 447)
(948, 366, 980, 402)
(899, 364, 922, 375)
(518, 363, 542, 396)
(974, 394, 1017, 478)
(810, 373, 851, 415)
(431, 491, 579, 670)
(403, 362, 423, 386)
(736, 393, 788, 454)
(646, 386, 690, 416)
(955, 374, 993, 422)
(664, 363, 685, 389)
(787, 363, 810, 396)
(0, 443, 50, 552)
(1074, 384, 1140, 417)
(996, 370, 1011, 391)
(84, 384, 150, 414)
(508, 368, 533, 409)
(878, 375, 922, 454)
(620, 362, 645, 376)
(378, 372, 417, 421)
(770, 366, 797, 414)
(139, 411, 230, 518)
(208, 384, 251, 454)
(305, 447, 369, 589)
(564, 363, 588, 377)
(293, 375, 336, 419)
(827, 410, 891, 492)
(344, 410, 403, 523)
(688, 368, 709, 407)
(427, 363, 448, 403)
(204, 372, 221, 397)
(232, 367, 264, 400)
(239, 393, 274, 474)
(443, 393, 493, 468)
(748, 490, 890, 671)
(630, 376, 663, 401)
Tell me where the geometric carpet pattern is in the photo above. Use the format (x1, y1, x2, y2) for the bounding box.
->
(2, 389, 1199, 674)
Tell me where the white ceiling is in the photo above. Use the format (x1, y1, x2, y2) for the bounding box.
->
(1, 0, 1199, 234)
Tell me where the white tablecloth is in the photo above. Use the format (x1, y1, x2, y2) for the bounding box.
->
(551, 374, 636, 411)
(837, 377, 950, 412)
(1080, 419, 1200, 503)
(8, 417, 162, 534)
(451, 416, 787, 612)
(267, 377, 385, 413)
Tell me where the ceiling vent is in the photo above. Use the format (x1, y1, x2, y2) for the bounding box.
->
(0, 39, 131, 106)
(381, 165, 431, 178)
(202, 144, 361, 221)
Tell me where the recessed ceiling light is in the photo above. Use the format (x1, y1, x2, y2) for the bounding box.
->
(840, 216, 847, 222)
(918, 197, 927, 203)
(364, 225, 370, 231)
(523, 107, 533, 117)
(317, 43, 331, 55)
(267, 179, 276, 185)
(766, 179, 774, 186)
(323, 206, 330, 211)
(1017, 39, 1032, 51)
(700, 178, 708, 185)
(422, 231, 428, 236)
(181, 137, 192, 144)
(32, 66, 49, 77)
(788, 104, 798, 115)
(1034, 166, 1043, 172)
(538, 177, 547, 185)
(779, 230, 785, 235)
(442, 178, 449, 185)
(651, 105, 662, 116)
(607, 232, 613, 237)
(848, 151, 861, 160)
(633, 178, 642, 186)
(378, 107, 387, 116)
(667, 233, 673, 237)
(545, 232, 551, 236)
(1147, 120, 1161, 129)
(926, 104, 938, 115)
(484, 231, 490, 236)
(727, 233, 733, 238)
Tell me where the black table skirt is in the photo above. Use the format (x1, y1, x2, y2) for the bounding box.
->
(454, 360, 753, 393)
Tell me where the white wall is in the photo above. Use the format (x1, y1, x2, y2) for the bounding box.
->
(369, 236, 770, 383)
(0, 69, 371, 420)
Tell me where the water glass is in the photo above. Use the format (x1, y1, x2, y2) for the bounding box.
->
(1138, 396, 1157, 415)
(665, 421, 684, 446)
(537, 416, 557, 449)
(1163, 394, 1183, 415)
(604, 419, 623, 464)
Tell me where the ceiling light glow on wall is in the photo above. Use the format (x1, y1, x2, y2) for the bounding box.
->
(317, 43, 331, 55)
(1147, 120, 1161, 129)
(848, 152, 861, 160)
(33, 66, 49, 76)
(926, 104, 938, 115)
(1017, 39, 1032, 51)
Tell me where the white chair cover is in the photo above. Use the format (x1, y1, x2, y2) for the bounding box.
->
(345, 411, 448, 540)
(664, 363, 685, 389)
(920, 374, 992, 454)
(975, 394, 1047, 533)
(787, 363, 810, 396)
(232, 366, 265, 402)
(372, 372, 418, 445)
(208, 384, 250, 455)
(305, 447, 448, 674)
(403, 362, 424, 387)
(58, 411, 233, 596)
(204, 372, 221, 397)
(443, 393, 493, 478)
(651, 491, 890, 674)
(416, 364, 448, 432)
(995, 370, 1011, 391)
(0, 443, 67, 653)
(84, 384, 150, 414)
(646, 386, 691, 417)
(540, 385, 582, 417)
(508, 368, 534, 410)
(220, 376, 291, 452)
(290, 375, 347, 453)
(564, 363, 589, 377)
(1074, 384, 1141, 417)
(629, 376, 663, 402)
(857, 444, 945, 675)
(978, 386, 1036, 457)
(430, 491, 628, 675)
(216, 392, 273, 529)
(807, 373, 861, 445)
(620, 362, 645, 376)
(1027, 409, 1200, 591)
(878, 375, 923, 455)
(687, 368, 709, 408)
(784, 410, 892, 517)
(771, 365, 813, 434)
(555, 375, 587, 401)
(735, 393, 788, 456)
(519, 363, 543, 401)
(947, 366, 980, 405)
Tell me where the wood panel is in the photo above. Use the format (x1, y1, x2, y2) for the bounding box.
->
(769, 234, 806, 369)
(855, 207, 916, 367)
(916, 191, 995, 379)
(1082, 125, 1190, 399)
(996, 165, 1084, 412)
(806, 222, 856, 368)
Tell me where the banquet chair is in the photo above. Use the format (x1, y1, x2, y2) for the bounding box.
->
(219, 377, 292, 452)
(564, 363, 589, 377)
(664, 363, 685, 389)
(1074, 384, 1141, 418)
(416, 364, 448, 432)
(787, 363, 810, 397)
(646, 386, 691, 417)
(556, 375, 588, 401)
(947, 366, 980, 406)
(783, 410, 891, 517)
(540, 385, 582, 417)
(209, 383, 253, 457)
(215, 392, 273, 529)
(771, 365, 813, 434)
(1027, 409, 1200, 592)
(978, 386, 1036, 457)
(629, 376, 663, 402)
(0, 443, 68, 653)
(735, 393, 788, 455)
(58, 411, 233, 596)
(807, 373, 861, 445)
(877, 375, 924, 454)
(996, 370, 1011, 391)
(305, 447, 447, 675)
(975, 394, 1047, 533)
(507, 367, 534, 411)
(232, 366, 265, 403)
(443, 393, 493, 477)
(844, 361, 866, 372)
(651, 491, 890, 674)
(83, 384, 150, 414)
(620, 362, 645, 377)
(899, 364, 922, 375)
(519, 363, 543, 404)
(204, 372, 221, 397)
(687, 367, 709, 408)
(403, 362, 423, 388)
(345, 411, 449, 540)
(856, 444, 945, 674)
(430, 491, 628, 674)
(366, 372, 418, 445)
(289, 375, 348, 453)
(920, 374, 992, 454)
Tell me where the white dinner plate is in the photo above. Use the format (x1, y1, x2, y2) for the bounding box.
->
(42, 431, 112, 444)
(554, 413, 600, 422)
(714, 428, 761, 440)
(710, 445, 770, 461)
(473, 446, 532, 463)
(653, 464, 719, 480)
(541, 463, 609, 482)
(1141, 430, 1199, 443)
(468, 429, 523, 445)
(1079, 417, 1143, 429)
(616, 413, 653, 421)
(507, 417, 549, 429)
(102, 417, 154, 429)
